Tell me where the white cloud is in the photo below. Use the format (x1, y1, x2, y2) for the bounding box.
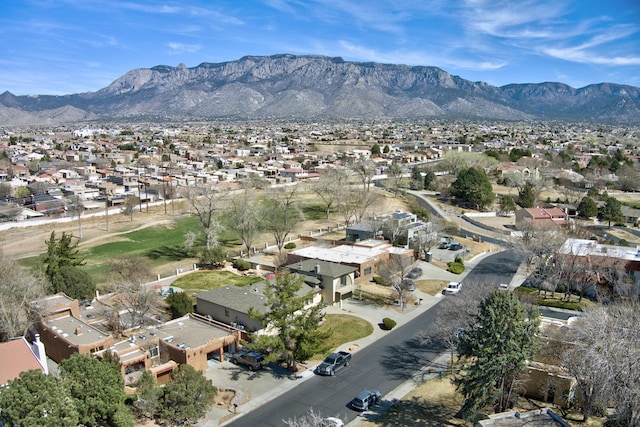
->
(167, 42, 201, 54)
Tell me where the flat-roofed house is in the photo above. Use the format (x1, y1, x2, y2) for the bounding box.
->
(37, 315, 115, 363)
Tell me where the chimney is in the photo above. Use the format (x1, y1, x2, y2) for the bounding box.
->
(315, 263, 320, 274)
(31, 334, 49, 375)
(75, 327, 82, 336)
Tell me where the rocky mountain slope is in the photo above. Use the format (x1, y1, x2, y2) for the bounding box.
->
(2, 54, 639, 124)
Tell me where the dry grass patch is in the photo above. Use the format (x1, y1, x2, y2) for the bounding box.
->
(416, 279, 451, 296)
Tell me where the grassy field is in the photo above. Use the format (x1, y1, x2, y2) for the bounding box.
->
(171, 270, 263, 293)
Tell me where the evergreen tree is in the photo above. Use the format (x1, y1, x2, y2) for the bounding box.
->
(158, 364, 217, 426)
(450, 168, 495, 210)
(598, 196, 623, 227)
(577, 196, 598, 218)
(370, 143, 381, 156)
(60, 354, 133, 426)
(249, 272, 330, 371)
(423, 170, 436, 190)
(498, 195, 517, 216)
(409, 166, 424, 190)
(455, 291, 540, 418)
(518, 183, 536, 208)
(0, 370, 79, 427)
(165, 291, 194, 319)
(43, 231, 95, 299)
(383, 144, 390, 154)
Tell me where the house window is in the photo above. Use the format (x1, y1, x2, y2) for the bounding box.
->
(341, 276, 347, 287)
(364, 267, 372, 275)
(149, 346, 159, 358)
(225, 307, 230, 317)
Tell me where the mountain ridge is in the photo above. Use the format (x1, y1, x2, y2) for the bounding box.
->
(1, 54, 639, 125)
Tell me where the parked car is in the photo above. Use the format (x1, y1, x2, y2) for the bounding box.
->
(442, 281, 462, 294)
(351, 390, 381, 411)
(230, 350, 265, 371)
(324, 417, 344, 427)
(406, 267, 422, 279)
(316, 351, 351, 376)
(448, 243, 463, 251)
(499, 283, 510, 291)
(401, 278, 416, 291)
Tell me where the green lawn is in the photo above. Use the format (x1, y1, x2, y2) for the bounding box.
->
(171, 270, 263, 293)
(316, 314, 374, 355)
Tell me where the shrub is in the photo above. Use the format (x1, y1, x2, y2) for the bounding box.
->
(233, 258, 251, 271)
(447, 261, 465, 274)
(555, 283, 567, 293)
(372, 276, 390, 286)
(381, 317, 397, 330)
(454, 255, 464, 265)
(284, 242, 297, 249)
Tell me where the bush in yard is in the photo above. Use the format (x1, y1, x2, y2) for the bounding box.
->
(447, 261, 465, 274)
(372, 276, 390, 286)
(454, 255, 464, 265)
(284, 242, 297, 250)
(381, 317, 397, 330)
(233, 258, 251, 271)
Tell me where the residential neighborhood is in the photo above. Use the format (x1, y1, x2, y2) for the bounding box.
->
(0, 119, 639, 427)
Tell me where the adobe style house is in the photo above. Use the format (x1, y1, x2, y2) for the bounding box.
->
(195, 276, 322, 332)
(515, 207, 569, 228)
(0, 336, 49, 386)
(32, 294, 240, 385)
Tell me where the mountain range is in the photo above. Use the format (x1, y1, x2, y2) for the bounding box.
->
(2, 54, 639, 125)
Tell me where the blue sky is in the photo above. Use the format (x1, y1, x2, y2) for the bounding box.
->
(1, 0, 639, 95)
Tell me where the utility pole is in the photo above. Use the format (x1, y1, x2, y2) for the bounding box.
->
(76, 195, 83, 239)
(105, 195, 109, 232)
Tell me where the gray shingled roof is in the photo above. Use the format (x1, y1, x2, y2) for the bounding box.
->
(196, 275, 321, 314)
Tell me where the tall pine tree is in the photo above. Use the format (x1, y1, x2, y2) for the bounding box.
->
(455, 291, 540, 418)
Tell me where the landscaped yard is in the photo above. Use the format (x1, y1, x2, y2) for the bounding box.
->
(316, 314, 373, 355)
(171, 270, 263, 293)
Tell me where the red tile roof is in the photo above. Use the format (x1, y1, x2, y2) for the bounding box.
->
(0, 338, 46, 385)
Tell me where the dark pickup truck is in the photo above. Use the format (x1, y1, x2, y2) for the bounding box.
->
(316, 351, 351, 376)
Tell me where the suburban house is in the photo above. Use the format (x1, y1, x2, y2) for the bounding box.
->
(285, 259, 358, 308)
(32, 294, 241, 385)
(287, 238, 414, 284)
(515, 207, 569, 228)
(557, 238, 640, 295)
(0, 336, 49, 386)
(346, 210, 433, 247)
(195, 275, 323, 332)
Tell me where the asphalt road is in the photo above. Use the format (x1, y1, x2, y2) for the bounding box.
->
(226, 250, 523, 427)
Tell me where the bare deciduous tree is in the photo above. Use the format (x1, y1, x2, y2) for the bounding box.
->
(559, 302, 640, 425)
(107, 257, 159, 330)
(0, 253, 46, 341)
(225, 186, 261, 254)
(377, 255, 413, 311)
(283, 408, 344, 427)
(350, 158, 376, 192)
(186, 185, 228, 249)
(261, 185, 303, 254)
(310, 166, 350, 219)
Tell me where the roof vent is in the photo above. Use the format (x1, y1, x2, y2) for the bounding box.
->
(75, 327, 82, 336)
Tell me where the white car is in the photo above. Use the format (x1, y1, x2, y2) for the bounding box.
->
(443, 281, 462, 295)
(324, 417, 344, 427)
(498, 283, 509, 291)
